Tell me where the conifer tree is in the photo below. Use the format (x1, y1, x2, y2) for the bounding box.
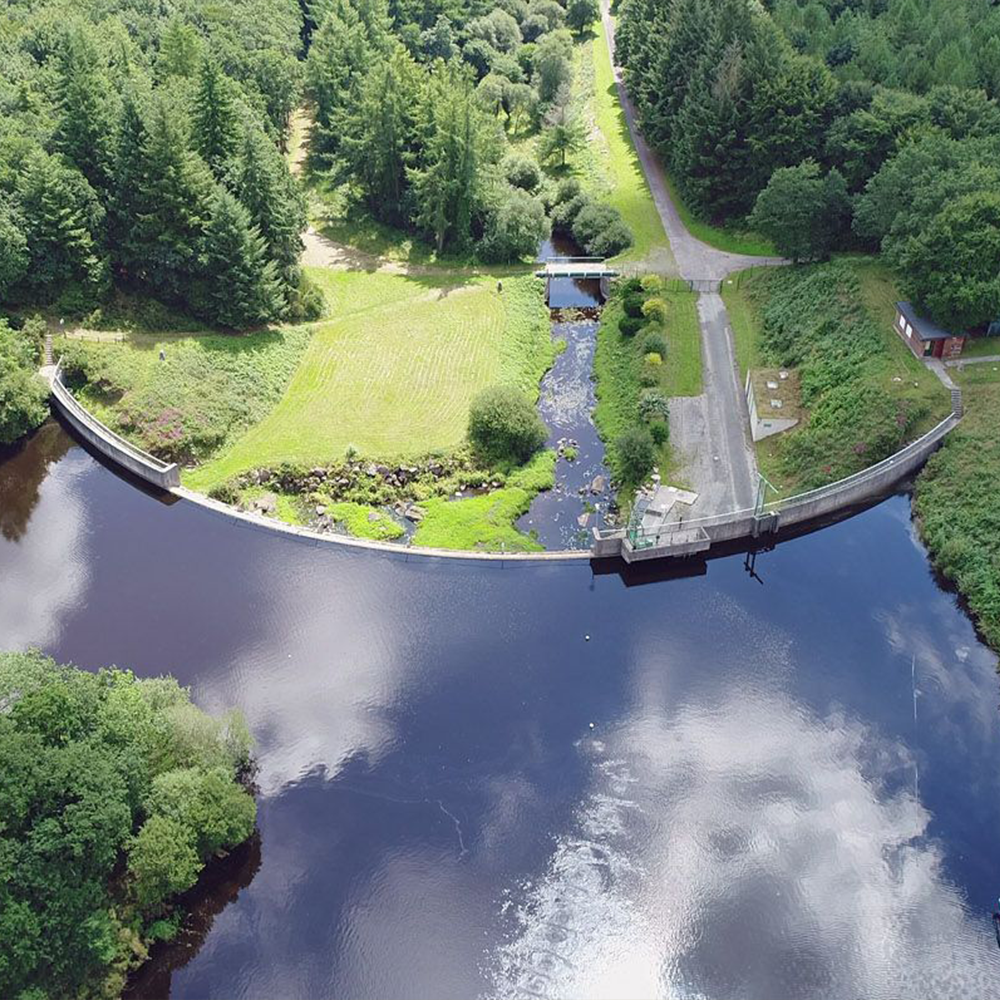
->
(16, 150, 107, 299)
(339, 44, 420, 222)
(232, 125, 306, 291)
(200, 189, 283, 328)
(52, 26, 116, 192)
(131, 97, 214, 301)
(192, 58, 240, 177)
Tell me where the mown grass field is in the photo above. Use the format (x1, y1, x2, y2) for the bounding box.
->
(185, 270, 554, 491)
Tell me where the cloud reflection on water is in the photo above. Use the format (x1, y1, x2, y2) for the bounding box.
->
(489, 633, 1000, 1000)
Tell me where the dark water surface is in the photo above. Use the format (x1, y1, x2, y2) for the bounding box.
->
(3, 425, 1000, 999)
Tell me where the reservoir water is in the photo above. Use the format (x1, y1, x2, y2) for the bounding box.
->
(2, 424, 1000, 999)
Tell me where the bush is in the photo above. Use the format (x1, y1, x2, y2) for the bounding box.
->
(650, 419, 669, 445)
(468, 384, 548, 464)
(642, 296, 667, 323)
(620, 277, 643, 296)
(286, 274, 325, 322)
(640, 330, 667, 356)
(615, 426, 654, 484)
(503, 154, 542, 192)
(553, 177, 582, 204)
(585, 218, 633, 257)
(572, 203, 633, 256)
(0, 318, 49, 445)
(551, 192, 589, 230)
(644, 351, 662, 366)
(638, 388, 670, 421)
(622, 290, 645, 318)
(619, 315, 644, 337)
(479, 187, 550, 263)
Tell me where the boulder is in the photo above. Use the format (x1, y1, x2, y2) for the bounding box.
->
(254, 492, 277, 514)
(590, 475, 605, 494)
(405, 506, 424, 522)
(367, 511, 380, 522)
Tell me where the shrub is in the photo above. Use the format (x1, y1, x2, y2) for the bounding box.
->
(619, 315, 644, 337)
(553, 177, 582, 204)
(286, 274, 325, 321)
(0, 318, 49, 445)
(468, 384, 548, 464)
(644, 351, 662, 366)
(638, 388, 670, 421)
(572, 202, 619, 246)
(642, 296, 667, 323)
(640, 330, 667, 356)
(649, 419, 669, 445)
(622, 290, 645, 318)
(503, 154, 542, 192)
(479, 187, 550, 263)
(585, 217, 633, 257)
(615, 426, 654, 484)
(620, 277, 643, 296)
(551, 192, 589, 230)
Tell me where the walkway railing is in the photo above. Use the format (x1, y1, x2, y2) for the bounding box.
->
(615, 412, 959, 551)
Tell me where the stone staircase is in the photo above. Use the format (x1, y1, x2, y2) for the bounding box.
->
(951, 386, 963, 417)
(43, 330, 54, 367)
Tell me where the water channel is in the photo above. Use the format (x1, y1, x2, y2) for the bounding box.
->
(2, 420, 1000, 998)
(519, 234, 612, 550)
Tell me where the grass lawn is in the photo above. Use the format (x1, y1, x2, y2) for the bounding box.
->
(184, 270, 554, 491)
(721, 270, 765, 377)
(55, 324, 315, 464)
(962, 335, 1000, 358)
(593, 278, 701, 490)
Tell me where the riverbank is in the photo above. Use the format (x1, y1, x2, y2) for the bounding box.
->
(914, 365, 1000, 651)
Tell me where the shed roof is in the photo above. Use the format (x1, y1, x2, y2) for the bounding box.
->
(896, 301, 964, 341)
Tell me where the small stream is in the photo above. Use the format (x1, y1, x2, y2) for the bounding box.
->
(518, 236, 613, 550)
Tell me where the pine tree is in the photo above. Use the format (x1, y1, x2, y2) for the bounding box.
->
(192, 58, 240, 177)
(52, 26, 116, 192)
(200, 189, 283, 328)
(232, 125, 306, 290)
(339, 44, 420, 222)
(408, 63, 498, 253)
(131, 97, 215, 301)
(16, 150, 107, 299)
(305, 0, 392, 165)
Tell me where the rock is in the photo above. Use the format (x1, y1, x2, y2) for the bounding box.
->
(405, 506, 424, 522)
(365, 463, 377, 476)
(590, 475, 605, 494)
(367, 511, 380, 522)
(315, 505, 326, 516)
(577, 512, 591, 527)
(311, 467, 325, 477)
(254, 492, 277, 514)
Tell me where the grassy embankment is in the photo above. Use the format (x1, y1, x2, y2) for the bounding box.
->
(186, 269, 554, 490)
(914, 364, 1000, 652)
(722, 259, 950, 496)
(594, 276, 702, 490)
(60, 268, 560, 550)
(581, 27, 673, 269)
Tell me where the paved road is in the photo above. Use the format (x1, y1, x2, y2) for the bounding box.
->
(601, 2, 773, 513)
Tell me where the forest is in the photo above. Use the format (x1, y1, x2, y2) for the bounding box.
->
(0, 650, 257, 999)
(616, 0, 1000, 331)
